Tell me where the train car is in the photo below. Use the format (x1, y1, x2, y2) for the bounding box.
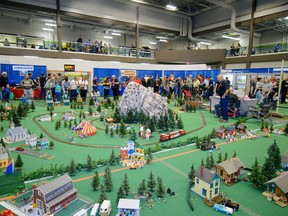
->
(160, 129, 186, 141)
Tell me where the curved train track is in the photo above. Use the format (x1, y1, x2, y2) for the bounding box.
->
(32, 110, 207, 149)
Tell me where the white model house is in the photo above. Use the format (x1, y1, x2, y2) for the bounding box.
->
(6, 126, 28, 143)
(25, 133, 38, 147)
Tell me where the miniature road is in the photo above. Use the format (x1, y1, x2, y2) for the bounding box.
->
(9, 149, 55, 160)
(32, 110, 207, 148)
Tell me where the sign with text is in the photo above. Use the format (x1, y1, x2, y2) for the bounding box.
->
(120, 69, 136, 77)
(64, 64, 75, 72)
(12, 65, 34, 71)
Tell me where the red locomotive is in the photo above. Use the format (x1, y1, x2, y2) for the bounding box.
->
(160, 129, 186, 141)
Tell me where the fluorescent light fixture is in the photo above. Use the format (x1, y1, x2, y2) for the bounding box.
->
(24, 56, 39, 58)
(140, 63, 150, 65)
(156, 36, 167, 39)
(149, 42, 157, 45)
(222, 35, 240, 41)
(200, 42, 212, 45)
(285, 16, 288, 20)
(43, 19, 55, 23)
(131, 0, 145, 3)
(110, 61, 120, 63)
(166, 4, 177, 10)
(42, 28, 54, 32)
(159, 39, 168, 43)
(45, 23, 57, 27)
(71, 59, 83, 61)
(111, 32, 121, 36)
(112, 29, 121, 32)
(104, 36, 113, 39)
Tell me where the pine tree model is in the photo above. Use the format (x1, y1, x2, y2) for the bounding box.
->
(147, 172, 156, 192)
(248, 157, 265, 188)
(157, 177, 165, 198)
(122, 174, 130, 196)
(86, 154, 93, 171)
(49, 141, 55, 149)
(138, 179, 147, 196)
(105, 124, 109, 135)
(15, 154, 24, 170)
(116, 186, 126, 203)
(110, 128, 114, 137)
(119, 120, 126, 137)
(104, 166, 113, 192)
(109, 149, 116, 165)
(98, 184, 108, 203)
(91, 171, 100, 191)
(69, 159, 77, 176)
(188, 164, 195, 182)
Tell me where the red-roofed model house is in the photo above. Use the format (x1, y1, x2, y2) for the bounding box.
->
(216, 126, 226, 139)
(33, 174, 77, 214)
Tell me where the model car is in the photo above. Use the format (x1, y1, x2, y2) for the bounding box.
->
(213, 204, 233, 215)
(15, 147, 24, 151)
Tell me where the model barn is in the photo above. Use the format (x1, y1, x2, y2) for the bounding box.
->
(33, 174, 77, 214)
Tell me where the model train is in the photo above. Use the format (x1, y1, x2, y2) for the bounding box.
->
(160, 129, 186, 141)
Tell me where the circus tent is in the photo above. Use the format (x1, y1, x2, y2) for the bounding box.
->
(76, 120, 96, 136)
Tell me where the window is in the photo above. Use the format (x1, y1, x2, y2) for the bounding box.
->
(196, 178, 199, 184)
(202, 188, 207, 196)
(215, 188, 219, 195)
(210, 182, 213, 189)
(215, 179, 219, 187)
(210, 190, 212, 198)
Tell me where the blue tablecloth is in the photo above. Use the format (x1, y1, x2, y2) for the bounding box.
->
(97, 86, 126, 97)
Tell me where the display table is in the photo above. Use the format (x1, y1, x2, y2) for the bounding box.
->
(97, 86, 126, 97)
(10, 88, 41, 99)
(210, 96, 258, 116)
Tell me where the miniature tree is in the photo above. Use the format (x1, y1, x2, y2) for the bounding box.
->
(70, 104, 73, 109)
(64, 120, 68, 128)
(119, 120, 126, 137)
(49, 141, 55, 149)
(122, 174, 130, 196)
(0, 125, 3, 132)
(261, 157, 276, 182)
(146, 147, 153, 165)
(79, 111, 82, 118)
(201, 158, 204, 166)
(98, 184, 108, 203)
(40, 133, 44, 138)
(192, 105, 197, 113)
(73, 118, 77, 126)
(188, 164, 195, 182)
(195, 137, 201, 149)
(269, 123, 274, 132)
(68, 120, 72, 129)
(12, 112, 21, 127)
(157, 117, 164, 130)
(86, 154, 93, 171)
(116, 186, 126, 203)
(163, 113, 169, 131)
(105, 124, 109, 135)
(157, 177, 165, 198)
(110, 128, 114, 137)
(217, 152, 223, 163)
(104, 166, 113, 192)
(224, 152, 228, 161)
(68, 159, 77, 176)
(97, 105, 102, 113)
(129, 128, 137, 142)
(31, 101, 36, 112)
(248, 157, 265, 188)
(91, 170, 100, 191)
(147, 172, 156, 192)
(89, 98, 94, 106)
(17, 103, 24, 118)
(177, 117, 184, 129)
(109, 149, 116, 166)
(267, 140, 281, 169)
(205, 155, 210, 169)
(115, 125, 119, 134)
(88, 106, 93, 117)
(55, 121, 59, 130)
(232, 151, 237, 158)
(0, 138, 6, 148)
(50, 109, 54, 122)
(15, 154, 24, 170)
(149, 118, 156, 132)
(138, 179, 147, 196)
(210, 128, 217, 139)
(264, 122, 269, 130)
(209, 154, 215, 168)
(285, 122, 288, 135)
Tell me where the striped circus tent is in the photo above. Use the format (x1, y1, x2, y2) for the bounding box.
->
(76, 120, 96, 136)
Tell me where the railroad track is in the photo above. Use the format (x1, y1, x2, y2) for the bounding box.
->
(32, 110, 206, 148)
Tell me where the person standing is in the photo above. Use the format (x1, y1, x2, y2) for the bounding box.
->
(77, 35, 83, 52)
(39, 73, 47, 99)
(78, 76, 89, 103)
(147, 76, 154, 92)
(68, 77, 78, 102)
(0, 72, 9, 104)
(280, 78, 288, 104)
(102, 77, 111, 99)
(216, 75, 230, 123)
(255, 78, 264, 104)
(21, 74, 34, 100)
(111, 75, 119, 101)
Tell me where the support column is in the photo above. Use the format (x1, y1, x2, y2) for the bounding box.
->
(56, 0, 62, 52)
(135, 6, 139, 59)
(246, 0, 257, 68)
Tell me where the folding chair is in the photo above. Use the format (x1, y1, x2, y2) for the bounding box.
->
(247, 103, 272, 122)
(228, 100, 241, 118)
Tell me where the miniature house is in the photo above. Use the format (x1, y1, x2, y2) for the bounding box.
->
(265, 172, 288, 206)
(216, 126, 226, 139)
(6, 126, 28, 143)
(226, 125, 236, 136)
(33, 174, 77, 214)
(62, 92, 70, 106)
(281, 152, 288, 171)
(46, 91, 54, 107)
(120, 141, 145, 168)
(39, 115, 52, 122)
(63, 112, 75, 121)
(37, 138, 49, 150)
(236, 123, 247, 134)
(117, 199, 140, 216)
(193, 166, 220, 200)
(0, 145, 8, 169)
(25, 133, 37, 147)
(216, 157, 245, 183)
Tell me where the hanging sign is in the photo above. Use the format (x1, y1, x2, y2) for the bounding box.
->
(64, 64, 75, 72)
(120, 69, 136, 77)
(12, 65, 34, 71)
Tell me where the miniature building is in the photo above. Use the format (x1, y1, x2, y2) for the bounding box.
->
(120, 141, 145, 168)
(265, 172, 288, 206)
(25, 133, 37, 147)
(236, 123, 247, 134)
(120, 147, 129, 161)
(39, 115, 52, 122)
(62, 92, 70, 106)
(117, 199, 140, 216)
(216, 157, 245, 182)
(216, 127, 226, 139)
(0, 144, 8, 169)
(37, 137, 49, 150)
(63, 112, 75, 121)
(33, 174, 77, 214)
(6, 126, 28, 143)
(46, 91, 54, 107)
(75, 120, 96, 136)
(281, 152, 288, 171)
(193, 166, 220, 199)
(226, 125, 236, 136)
